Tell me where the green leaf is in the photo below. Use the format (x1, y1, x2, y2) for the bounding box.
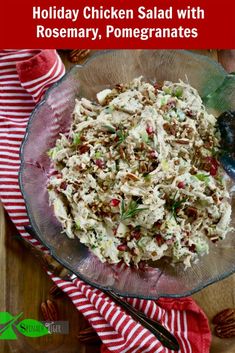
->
(174, 87, 183, 98)
(16, 319, 49, 338)
(116, 128, 127, 146)
(75, 220, 81, 230)
(140, 131, 149, 143)
(143, 173, 151, 182)
(0, 326, 17, 340)
(0, 312, 13, 325)
(73, 133, 81, 145)
(0, 312, 23, 340)
(47, 146, 60, 159)
(195, 173, 209, 182)
(103, 125, 116, 133)
(95, 151, 102, 158)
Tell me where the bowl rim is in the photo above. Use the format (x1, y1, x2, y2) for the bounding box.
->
(19, 49, 235, 299)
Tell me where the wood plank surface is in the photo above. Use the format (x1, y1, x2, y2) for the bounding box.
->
(0, 50, 234, 353)
(0, 204, 100, 353)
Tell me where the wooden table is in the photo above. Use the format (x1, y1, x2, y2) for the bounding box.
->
(0, 50, 235, 353)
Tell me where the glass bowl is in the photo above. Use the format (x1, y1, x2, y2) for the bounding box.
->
(19, 50, 235, 299)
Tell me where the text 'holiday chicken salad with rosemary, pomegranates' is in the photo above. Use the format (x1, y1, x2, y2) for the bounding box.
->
(47, 78, 232, 268)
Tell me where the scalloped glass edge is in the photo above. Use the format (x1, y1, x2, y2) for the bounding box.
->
(19, 50, 235, 299)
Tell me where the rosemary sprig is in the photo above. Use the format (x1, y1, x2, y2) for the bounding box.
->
(169, 192, 187, 222)
(121, 199, 148, 220)
(103, 125, 116, 133)
(103, 125, 128, 146)
(116, 129, 128, 146)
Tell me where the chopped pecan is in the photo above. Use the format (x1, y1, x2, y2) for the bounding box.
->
(190, 166, 198, 175)
(174, 139, 190, 145)
(115, 83, 125, 92)
(213, 308, 235, 325)
(184, 109, 197, 118)
(126, 173, 140, 181)
(163, 122, 176, 136)
(154, 82, 163, 92)
(49, 284, 64, 299)
(77, 326, 101, 344)
(119, 146, 126, 159)
(68, 49, 90, 63)
(139, 161, 148, 173)
(41, 299, 58, 321)
(79, 144, 90, 154)
(185, 207, 198, 219)
(215, 322, 235, 338)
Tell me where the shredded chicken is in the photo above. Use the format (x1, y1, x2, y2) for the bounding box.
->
(47, 78, 232, 267)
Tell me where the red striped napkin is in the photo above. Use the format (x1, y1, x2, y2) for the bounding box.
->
(0, 49, 211, 353)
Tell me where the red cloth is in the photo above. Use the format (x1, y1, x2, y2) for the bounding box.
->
(0, 50, 211, 353)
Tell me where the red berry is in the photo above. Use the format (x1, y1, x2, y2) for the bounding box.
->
(188, 244, 196, 252)
(205, 157, 219, 176)
(154, 221, 162, 228)
(95, 159, 105, 169)
(110, 199, 120, 207)
(150, 150, 158, 158)
(177, 181, 185, 189)
(60, 181, 67, 190)
(155, 234, 165, 246)
(210, 164, 218, 176)
(146, 125, 154, 135)
(117, 244, 128, 251)
(131, 229, 141, 240)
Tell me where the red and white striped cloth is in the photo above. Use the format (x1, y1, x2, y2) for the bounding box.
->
(0, 50, 211, 353)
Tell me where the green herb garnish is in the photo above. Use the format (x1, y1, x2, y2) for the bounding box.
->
(174, 87, 183, 98)
(103, 125, 116, 133)
(140, 130, 149, 143)
(75, 220, 81, 230)
(143, 173, 151, 182)
(168, 192, 187, 222)
(47, 146, 61, 159)
(195, 173, 210, 182)
(121, 199, 148, 221)
(116, 129, 128, 146)
(73, 133, 81, 145)
(95, 151, 102, 158)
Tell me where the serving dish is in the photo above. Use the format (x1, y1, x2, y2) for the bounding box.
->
(19, 50, 235, 299)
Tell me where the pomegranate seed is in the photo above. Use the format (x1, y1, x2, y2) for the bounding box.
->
(154, 221, 162, 228)
(110, 199, 120, 207)
(150, 150, 158, 158)
(177, 181, 185, 189)
(205, 157, 219, 176)
(146, 125, 154, 135)
(131, 229, 141, 240)
(155, 234, 165, 246)
(188, 244, 196, 252)
(117, 244, 128, 251)
(210, 164, 218, 176)
(60, 181, 67, 190)
(95, 159, 105, 169)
